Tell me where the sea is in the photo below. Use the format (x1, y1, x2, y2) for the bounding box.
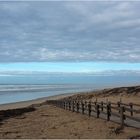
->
(0, 74, 140, 105)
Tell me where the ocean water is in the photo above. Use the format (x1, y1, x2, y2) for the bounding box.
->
(0, 74, 140, 105)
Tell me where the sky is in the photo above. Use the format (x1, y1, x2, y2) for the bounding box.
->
(0, 1, 140, 74)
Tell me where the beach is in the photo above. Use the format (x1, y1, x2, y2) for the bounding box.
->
(0, 86, 140, 139)
(0, 104, 139, 139)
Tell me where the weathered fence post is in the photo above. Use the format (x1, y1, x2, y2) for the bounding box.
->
(129, 103, 133, 116)
(65, 101, 67, 110)
(63, 101, 65, 109)
(101, 101, 103, 111)
(94, 101, 97, 111)
(107, 102, 111, 121)
(88, 102, 91, 117)
(109, 102, 111, 113)
(118, 101, 121, 113)
(76, 101, 79, 113)
(67, 101, 69, 110)
(82, 101, 85, 114)
(120, 106, 125, 128)
(69, 101, 71, 111)
(96, 104, 100, 118)
(72, 101, 75, 112)
(66, 101, 68, 110)
(85, 101, 87, 113)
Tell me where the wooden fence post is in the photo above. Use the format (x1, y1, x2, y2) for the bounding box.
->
(76, 101, 79, 113)
(109, 102, 111, 113)
(66, 101, 68, 110)
(82, 101, 85, 114)
(129, 103, 133, 116)
(107, 103, 111, 121)
(101, 101, 103, 111)
(68, 101, 71, 111)
(61, 100, 62, 108)
(63, 101, 65, 109)
(88, 102, 91, 117)
(85, 101, 87, 112)
(94, 101, 97, 111)
(65, 101, 67, 110)
(118, 101, 120, 113)
(67, 101, 68, 110)
(72, 101, 75, 112)
(96, 104, 100, 118)
(120, 106, 125, 128)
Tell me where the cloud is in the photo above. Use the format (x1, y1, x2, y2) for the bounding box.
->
(0, 1, 140, 62)
(1, 70, 140, 77)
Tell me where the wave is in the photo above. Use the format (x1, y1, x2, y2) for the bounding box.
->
(0, 84, 94, 94)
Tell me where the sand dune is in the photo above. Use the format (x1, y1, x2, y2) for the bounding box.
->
(63, 85, 140, 104)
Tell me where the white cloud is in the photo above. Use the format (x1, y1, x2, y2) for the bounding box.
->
(0, 1, 140, 62)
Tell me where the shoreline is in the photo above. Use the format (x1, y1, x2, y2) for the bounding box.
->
(0, 84, 140, 110)
(0, 92, 76, 110)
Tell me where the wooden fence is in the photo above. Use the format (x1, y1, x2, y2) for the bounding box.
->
(47, 99, 140, 128)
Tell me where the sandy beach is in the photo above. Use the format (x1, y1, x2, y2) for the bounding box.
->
(0, 85, 140, 139)
(0, 104, 139, 139)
